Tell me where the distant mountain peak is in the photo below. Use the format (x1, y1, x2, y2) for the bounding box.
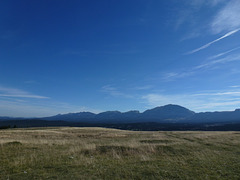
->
(124, 110, 140, 113)
(157, 104, 192, 109)
(142, 104, 195, 120)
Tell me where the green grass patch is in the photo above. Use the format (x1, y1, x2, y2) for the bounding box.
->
(1, 128, 240, 179)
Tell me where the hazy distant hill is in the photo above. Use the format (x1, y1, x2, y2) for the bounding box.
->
(0, 116, 24, 121)
(0, 117, 12, 120)
(43, 112, 96, 122)
(190, 109, 240, 123)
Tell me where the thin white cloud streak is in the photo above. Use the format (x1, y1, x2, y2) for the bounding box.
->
(162, 71, 195, 81)
(0, 100, 56, 117)
(195, 54, 240, 69)
(162, 73, 179, 80)
(101, 85, 133, 98)
(193, 91, 240, 96)
(199, 101, 240, 110)
(180, 32, 201, 41)
(186, 28, 240, 54)
(0, 86, 101, 117)
(162, 52, 240, 81)
(142, 93, 204, 112)
(0, 86, 49, 99)
(211, 0, 240, 34)
(0, 99, 100, 117)
(0, 86, 27, 95)
(142, 89, 240, 112)
(142, 94, 191, 107)
(0, 94, 48, 99)
(208, 46, 240, 60)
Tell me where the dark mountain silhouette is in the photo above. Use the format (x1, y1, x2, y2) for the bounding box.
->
(122, 110, 140, 119)
(190, 109, 240, 123)
(0, 104, 240, 127)
(41, 104, 196, 123)
(141, 104, 195, 121)
(0, 116, 24, 121)
(39, 104, 240, 124)
(0, 116, 12, 120)
(96, 111, 122, 120)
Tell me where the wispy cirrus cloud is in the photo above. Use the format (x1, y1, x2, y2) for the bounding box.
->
(0, 86, 49, 99)
(163, 51, 240, 81)
(182, 0, 240, 55)
(211, 0, 240, 34)
(161, 71, 195, 81)
(176, 0, 225, 30)
(0, 86, 100, 117)
(0, 98, 99, 117)
(230, 85, 240, 88)
(186, 28, 240, 54)
(208, 46, 240, 60)
(195, 53, 240, 69)
(0, 94, 48, 99)
(193, 91, 240, 96)
(142, 88, 240, 112)
(101, 85, 133, 98)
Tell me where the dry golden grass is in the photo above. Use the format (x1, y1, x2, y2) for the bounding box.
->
(1, 127, 240, 179)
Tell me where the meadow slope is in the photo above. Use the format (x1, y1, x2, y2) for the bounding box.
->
(1, 127, 240, 179)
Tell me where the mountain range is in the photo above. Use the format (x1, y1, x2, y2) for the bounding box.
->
(26, 104, 240, 123)
(1, 104, 240, 124)
(2, 104, 240, 130)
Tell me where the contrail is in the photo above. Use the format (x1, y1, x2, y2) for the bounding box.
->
(186, 28, 240, 55)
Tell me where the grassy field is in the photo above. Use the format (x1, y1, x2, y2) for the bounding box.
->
(1, 127, 240, 179)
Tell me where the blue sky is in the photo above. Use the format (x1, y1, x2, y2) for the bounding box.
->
(1, 0, 240, 117)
